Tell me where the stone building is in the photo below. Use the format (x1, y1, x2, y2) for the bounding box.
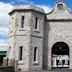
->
(7, 1, 72, 72)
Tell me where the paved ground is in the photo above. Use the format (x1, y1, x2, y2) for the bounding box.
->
(29, 70, 72, 72)
(0, 67, 72, 72)
(0, 67, 14, 72)
(29, 69, 72, 72)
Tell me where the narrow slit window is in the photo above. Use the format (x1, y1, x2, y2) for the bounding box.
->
(21, 16, 24, 28)
(57, 60, 59, 65)
(19, 46, 23, 60)
(34, 47, 38, 62)
(35, 17, 38, 29)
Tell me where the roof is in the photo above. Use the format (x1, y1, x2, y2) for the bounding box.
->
(9, 5, 45, 15)
(46, 2, 72, 20)
(0, 51, 6, 56)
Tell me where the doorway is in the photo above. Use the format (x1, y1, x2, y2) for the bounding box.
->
(52, 42, 69, 68)
(0, 57, 3, 66)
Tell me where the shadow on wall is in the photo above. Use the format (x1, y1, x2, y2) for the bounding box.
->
(43, 16, 50, 70)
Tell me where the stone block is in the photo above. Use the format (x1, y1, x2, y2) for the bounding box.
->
(3, 57, 8, 67)
(8, 59, 15, 67)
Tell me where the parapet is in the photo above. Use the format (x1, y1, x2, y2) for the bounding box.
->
(9, 5, 45, 15)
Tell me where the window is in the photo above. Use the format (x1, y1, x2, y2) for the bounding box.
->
(34, 47, 38, 62)
(62, 60, 65, 65)
(35, 17, 38, 29)
(57, 60, 59, 65)
(21, 16, 24, 28)
(19, 46, 23, 60)
(68, 60, 69, 65)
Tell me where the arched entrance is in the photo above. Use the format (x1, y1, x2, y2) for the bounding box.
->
(52, 42, 69, 68)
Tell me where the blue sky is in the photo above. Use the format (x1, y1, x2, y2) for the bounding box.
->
(0, 0, 72, 8)
(0, 0, 72, 51)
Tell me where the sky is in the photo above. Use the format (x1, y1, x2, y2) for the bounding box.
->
(0, 0, 72, 51)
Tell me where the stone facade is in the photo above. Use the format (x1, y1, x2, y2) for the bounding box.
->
(7, 1, 72, 72)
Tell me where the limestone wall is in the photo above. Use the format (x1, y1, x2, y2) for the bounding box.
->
(8, 2, 72, 71)
(8, 5, 45, 72)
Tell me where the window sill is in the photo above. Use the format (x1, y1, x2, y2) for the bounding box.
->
(19, 28, 26, 31)
(33, 61, 39, 65)
(34, 29, 40, 33)
(18, 60, 24, 65)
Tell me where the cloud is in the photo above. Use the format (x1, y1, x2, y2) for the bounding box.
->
(0, 39, 7, 43)
(34, 4, 52, 13)
(0, 2, 52, 51)
(10, 0, 52, 13)
(0, 39, 8, 51)
(0, 27, 8, 35)
(0, 2, 13, 27)
(0, 2, 13, 35)
(9, 0, 34, 5)
(0, 40, 8, 51)
(0, 46, 8, 51)
(0, 42, 8, 47)
(0, 2, 13, 51)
